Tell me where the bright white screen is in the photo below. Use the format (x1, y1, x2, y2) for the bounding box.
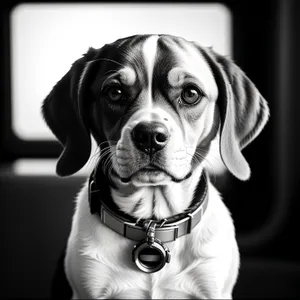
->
(10, 3, 232, 140)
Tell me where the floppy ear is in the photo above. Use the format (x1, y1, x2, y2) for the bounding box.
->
(42, 48, 98, 176)
(201, 48, 270, 180)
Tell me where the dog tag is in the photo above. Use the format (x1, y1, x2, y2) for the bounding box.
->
(139, 247, 161, 264)
(132, 238, 171, 273)
(132, 221, 171, 273)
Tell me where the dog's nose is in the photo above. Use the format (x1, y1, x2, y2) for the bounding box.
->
(131, 122, 169, 154)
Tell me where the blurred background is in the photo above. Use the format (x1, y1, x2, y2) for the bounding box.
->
(1, 0, 300, 298)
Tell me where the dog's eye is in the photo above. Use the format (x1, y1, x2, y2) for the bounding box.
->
(105, 86, 124, 102)
(182, 86, 203, 105)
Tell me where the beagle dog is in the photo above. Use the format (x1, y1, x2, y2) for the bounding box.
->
(42, 34, 269, 299)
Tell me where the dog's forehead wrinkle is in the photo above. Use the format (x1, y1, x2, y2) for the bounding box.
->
(97, 43, 144, 84)
(103, 41, 151, 89)
(121, 49, 145, 76)
(167, 67, 207, 90)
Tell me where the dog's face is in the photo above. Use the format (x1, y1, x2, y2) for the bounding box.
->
(89, 35, 219, 186)
(42, 34, 269, 183)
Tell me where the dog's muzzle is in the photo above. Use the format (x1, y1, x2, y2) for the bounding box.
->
(131, 121, 169, 155)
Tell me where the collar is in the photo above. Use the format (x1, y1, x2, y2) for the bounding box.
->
(88, 168, 209, 243)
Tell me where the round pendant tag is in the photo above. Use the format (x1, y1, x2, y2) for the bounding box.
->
(132, 238, 171, 273)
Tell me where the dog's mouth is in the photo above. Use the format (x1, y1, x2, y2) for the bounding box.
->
(132, 165, 170, 185)
(113, 164, 192, 185)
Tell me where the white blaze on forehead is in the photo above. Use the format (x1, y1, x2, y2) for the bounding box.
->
(169, 42, 218, 101)
(142, 35, 159, 108)
(118, 67, 136, 86)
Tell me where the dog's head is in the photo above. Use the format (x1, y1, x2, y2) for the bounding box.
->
(42, 34, 269, 184)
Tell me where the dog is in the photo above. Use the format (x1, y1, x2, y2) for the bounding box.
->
(42, 34, 269, 299)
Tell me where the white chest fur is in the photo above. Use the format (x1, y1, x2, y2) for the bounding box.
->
(65, 179, 239, 299)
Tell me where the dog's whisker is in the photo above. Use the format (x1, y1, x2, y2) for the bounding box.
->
(107, 159, 115, 175)
(103, 152, 115, 171)
(184, 151, 216, 183)
(106, 161, 115, 177)
(92, 146, 114, 174)
(97, 149, 111, 161)
(87, 142, 116, 168)
(97, 140, 118, 148)
(97, 143, 116, 153)
(85, 147, 102, 170)
(101, 149, 116, 175)
(195, 148, 222, 169)
(194, 153, 217, 183)
(190, 155, 201, 165)
(100, 150, 113, 165)
(101, 157, 109, 175)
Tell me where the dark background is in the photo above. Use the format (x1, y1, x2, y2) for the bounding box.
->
(1, 0, 300, 298)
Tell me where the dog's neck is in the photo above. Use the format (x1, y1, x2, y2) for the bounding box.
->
(109, 166, 204, 220)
